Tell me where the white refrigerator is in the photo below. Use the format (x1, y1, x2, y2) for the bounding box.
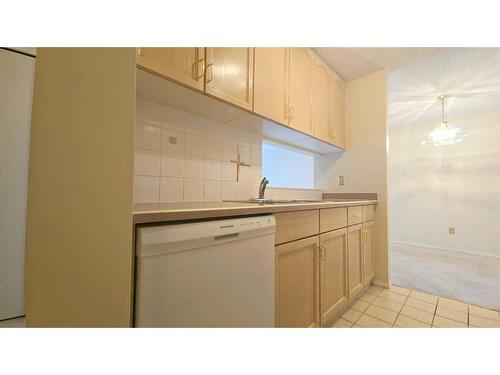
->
(0, 48, 35, 320)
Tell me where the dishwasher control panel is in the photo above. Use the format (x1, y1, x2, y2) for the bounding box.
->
(216, 216, 275, 236)
(137, 215, 276, 257)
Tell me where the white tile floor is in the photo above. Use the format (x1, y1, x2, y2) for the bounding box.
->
(3, 285, 499, 328)
(332, 284, 500, 328)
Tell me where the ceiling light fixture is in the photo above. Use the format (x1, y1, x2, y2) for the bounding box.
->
(422, 95, 466, 146)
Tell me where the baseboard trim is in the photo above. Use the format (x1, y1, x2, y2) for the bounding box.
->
(373, 279, 389, 288)
(391, 240, 500, 260)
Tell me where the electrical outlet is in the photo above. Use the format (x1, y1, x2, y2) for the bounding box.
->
(448, 227, 455, 234)
(338, 176, 345, 186)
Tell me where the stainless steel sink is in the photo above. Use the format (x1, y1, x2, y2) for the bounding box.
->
(223, 198, 324, 205)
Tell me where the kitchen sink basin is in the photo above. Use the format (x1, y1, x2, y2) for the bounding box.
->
(223, 198, 324, 204)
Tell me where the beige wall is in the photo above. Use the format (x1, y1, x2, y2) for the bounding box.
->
(390, 107, 500, 258)
(25, 48, 137, 327)
(0, 49, 35, 320)
(315, 70, 389, 286)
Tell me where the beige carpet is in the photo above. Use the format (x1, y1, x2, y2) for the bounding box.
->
(391, 243, 500, 311)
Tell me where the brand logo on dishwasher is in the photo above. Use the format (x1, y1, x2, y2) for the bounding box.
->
(219, 224, 234, 229)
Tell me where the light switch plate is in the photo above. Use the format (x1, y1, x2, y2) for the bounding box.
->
(338, 176, 345, 186)
(448, 227, 455, 234)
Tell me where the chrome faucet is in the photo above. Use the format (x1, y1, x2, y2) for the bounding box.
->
(258, 177, 269, 199)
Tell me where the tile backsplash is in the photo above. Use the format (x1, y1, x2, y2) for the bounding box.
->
(133, 97, 262, 203)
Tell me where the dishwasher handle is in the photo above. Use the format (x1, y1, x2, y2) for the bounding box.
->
(214, 232, 240, 241)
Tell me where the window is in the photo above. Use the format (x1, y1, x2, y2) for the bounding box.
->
(262, 140, 315, 189)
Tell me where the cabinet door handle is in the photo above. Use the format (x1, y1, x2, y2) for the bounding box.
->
(192, 61, 197, 80)
(206, 63, 213, 84)
(320, 246, 327, 261)
(289, 105, 295, 120)
(197, 58, 205, 80)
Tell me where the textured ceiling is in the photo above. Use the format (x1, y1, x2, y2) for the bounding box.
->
(315, 47, 500, 128)
(313, 48, 449, 81)
(388, 48, 500, 127)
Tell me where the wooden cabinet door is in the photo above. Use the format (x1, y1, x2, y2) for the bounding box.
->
(330, 73, 345, 148)
(137, 48, 204, 91)
(362, 220, 375, 285)
(288, 48, 314, 135)
(275, 236, 320, 327)
(313, 56, 333, 143)
(254, 47, 289, 125)
(205, 48, 254, 110)
(347, 224, 363, 300)
(319, 228, 348, 327)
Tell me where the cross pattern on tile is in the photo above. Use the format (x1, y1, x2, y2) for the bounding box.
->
(331, 285, 500, 328)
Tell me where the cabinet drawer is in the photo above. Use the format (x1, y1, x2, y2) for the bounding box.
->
(347, 206, 363, 226)
(320, 207, 347, 233)
(274, 210, 319, 245)
(362, 205, 375, 222)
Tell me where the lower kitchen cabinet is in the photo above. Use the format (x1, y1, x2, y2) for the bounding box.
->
(347, 224, 364, 301)
(275, 236, 320, 328)
(362, 220, 375, 285)
(319, 228, 348, 327)
(274, 204, 376, 327)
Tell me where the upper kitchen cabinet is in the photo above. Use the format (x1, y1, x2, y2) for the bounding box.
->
(253, 48, 289, 125)
(313, 55, 346, 148)
(330, 72, 345, 149)
(288, 48, 314, 135)
(136, 47, 345, 153)
(137, 48, 205, 91)
(205, 48, 254, 110)
(313, 55, 333, 143)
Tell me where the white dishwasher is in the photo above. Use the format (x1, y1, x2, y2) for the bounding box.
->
(135, 215, 276, 327)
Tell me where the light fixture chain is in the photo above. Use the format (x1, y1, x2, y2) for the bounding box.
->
(441, 96, 445, 123)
